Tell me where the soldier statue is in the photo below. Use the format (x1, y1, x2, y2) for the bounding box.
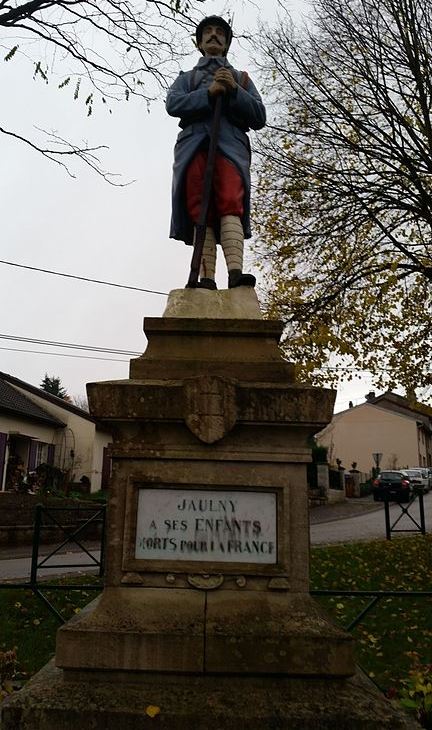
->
(166, 15, 266, 290)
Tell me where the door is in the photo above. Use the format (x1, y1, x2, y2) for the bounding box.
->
(0, 433, 7, 491)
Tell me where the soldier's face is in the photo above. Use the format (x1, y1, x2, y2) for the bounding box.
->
(199, 24, 228, 56)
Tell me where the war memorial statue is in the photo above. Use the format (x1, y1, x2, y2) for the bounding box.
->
(0, 16, 416, 730)
(166, 15, 266, 290)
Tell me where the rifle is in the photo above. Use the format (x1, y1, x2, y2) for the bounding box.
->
(186, 92, 223, 288)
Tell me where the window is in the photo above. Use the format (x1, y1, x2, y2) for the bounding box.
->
(35, 443, 48, 468)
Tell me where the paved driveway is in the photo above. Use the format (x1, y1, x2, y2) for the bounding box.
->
(311, 492, 432, 545)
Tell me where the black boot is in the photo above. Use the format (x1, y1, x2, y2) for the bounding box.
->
(197, 277, 217, 290)
(186, 278, 217, 290)
(228, 269, 256, 288)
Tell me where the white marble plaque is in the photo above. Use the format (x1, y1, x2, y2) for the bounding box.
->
(135, 488, 277, 564)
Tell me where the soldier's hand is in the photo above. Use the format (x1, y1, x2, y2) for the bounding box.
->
(214, 68, 237, 92)
(208, 80, 226, 97)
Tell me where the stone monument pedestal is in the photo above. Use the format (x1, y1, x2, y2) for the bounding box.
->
(3, 660, 416, 729)
(1, 289, 415, 729)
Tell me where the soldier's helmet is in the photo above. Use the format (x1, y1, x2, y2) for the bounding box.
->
(195, 16, 233, 56)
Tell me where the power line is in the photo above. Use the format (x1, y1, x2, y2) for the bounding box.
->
(0, 346, 129, 363)
(0, 333, 406, 374)
(0, 333, 141, 356)
(0, 259, 169, 296)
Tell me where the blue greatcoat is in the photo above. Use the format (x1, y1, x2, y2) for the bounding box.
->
(166, 56, 266, 245)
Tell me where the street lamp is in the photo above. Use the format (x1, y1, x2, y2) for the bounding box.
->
(372, 452, 382, 474)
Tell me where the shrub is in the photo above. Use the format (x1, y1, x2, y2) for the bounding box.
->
(399, 656, 432, 729)
(35, 463, 67, 493)
(360, 481, 373, 497)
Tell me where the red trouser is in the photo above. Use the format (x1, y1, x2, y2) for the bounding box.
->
(186, 150, 244, 226)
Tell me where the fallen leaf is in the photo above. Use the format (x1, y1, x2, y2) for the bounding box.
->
(146, 705, 160, 718)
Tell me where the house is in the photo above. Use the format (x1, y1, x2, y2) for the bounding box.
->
(316, 391, 432, 475)
(0, 371, 112, 493)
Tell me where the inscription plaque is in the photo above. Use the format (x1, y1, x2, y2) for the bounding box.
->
(135, 488, 277, 564)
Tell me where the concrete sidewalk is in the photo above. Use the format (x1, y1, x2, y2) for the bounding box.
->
(309, 496, 383, 525)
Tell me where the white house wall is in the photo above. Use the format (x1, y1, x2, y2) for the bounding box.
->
(317, 404, 420, 474)
(55, 414, 95, 480)
(0, 415, 55, 444)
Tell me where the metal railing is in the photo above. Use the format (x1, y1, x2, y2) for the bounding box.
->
(310, 585, 432, 691)
(383, 491, 426, 539)
(0, 504, 106, 622)
(311, 588, 432, 632)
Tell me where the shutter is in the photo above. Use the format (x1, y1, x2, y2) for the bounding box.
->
(28, 440, 38, 471)
(101, 446, 112, 489)
(0, 433, 7, 490)
(47, 444, 55, 466)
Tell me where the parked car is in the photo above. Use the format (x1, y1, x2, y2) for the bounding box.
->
(416, 466, 432, 491)
(372, 470, 412, 502)
(405, 468, 430, 494)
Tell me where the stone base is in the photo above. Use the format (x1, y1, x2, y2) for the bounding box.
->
(162, 287, 263, 319)
(54, 590, 355, 677)
(1, 660, 417, 729)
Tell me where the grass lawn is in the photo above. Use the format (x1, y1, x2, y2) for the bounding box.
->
(0, 535, 431, 696)
(0, 575, 101, 683)
(311, 534, 432, 692)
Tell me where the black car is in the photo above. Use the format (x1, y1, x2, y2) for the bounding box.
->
(372, 470, 412, 502)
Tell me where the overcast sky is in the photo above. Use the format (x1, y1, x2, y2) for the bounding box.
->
(0, 0, 375, 412)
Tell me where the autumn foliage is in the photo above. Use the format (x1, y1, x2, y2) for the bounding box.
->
(254, 0, 432, 400)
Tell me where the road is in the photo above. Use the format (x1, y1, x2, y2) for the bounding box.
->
(0, 494, 430, 580)
(0, 548, 101, 581)
(310, 491, 432, 545)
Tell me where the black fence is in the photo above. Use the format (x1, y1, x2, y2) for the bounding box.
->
(0, 504, 106, 622)
(384, 491, 426, 539)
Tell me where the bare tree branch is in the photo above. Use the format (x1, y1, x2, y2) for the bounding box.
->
(0, 124, 131, 183)
(0, 0, 209, 178)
